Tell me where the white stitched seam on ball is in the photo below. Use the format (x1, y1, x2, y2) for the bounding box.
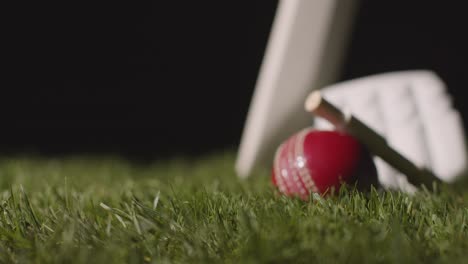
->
(285, 134, 299, 194)
(296, 128, 318, 193)
(292, 129, 309, 195)
(273, 142, 288, 194)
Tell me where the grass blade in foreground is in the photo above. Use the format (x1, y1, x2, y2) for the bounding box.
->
(0, 154, 467, 263)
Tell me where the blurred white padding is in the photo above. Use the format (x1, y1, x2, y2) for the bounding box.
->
(314, 71, 467, 192)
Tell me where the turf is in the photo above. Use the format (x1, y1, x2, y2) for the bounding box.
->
(0, 153, 467, 263)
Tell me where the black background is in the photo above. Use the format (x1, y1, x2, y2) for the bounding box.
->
(3, 1, 468, 160)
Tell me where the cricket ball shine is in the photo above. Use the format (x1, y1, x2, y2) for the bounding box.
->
(272, 128, 378, 199)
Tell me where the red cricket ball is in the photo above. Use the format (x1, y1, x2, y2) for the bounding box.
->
(272, 128, 378, 199)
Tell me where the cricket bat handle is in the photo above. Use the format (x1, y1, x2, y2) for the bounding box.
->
(305, 91, 440, 188)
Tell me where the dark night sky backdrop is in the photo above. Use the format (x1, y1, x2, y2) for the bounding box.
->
(3, 1, 468, 159)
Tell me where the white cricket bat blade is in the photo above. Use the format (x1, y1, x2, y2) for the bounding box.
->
(236, 0, 358, 178)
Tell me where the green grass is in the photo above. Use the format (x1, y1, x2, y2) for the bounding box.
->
(0, 153, 467, 263)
